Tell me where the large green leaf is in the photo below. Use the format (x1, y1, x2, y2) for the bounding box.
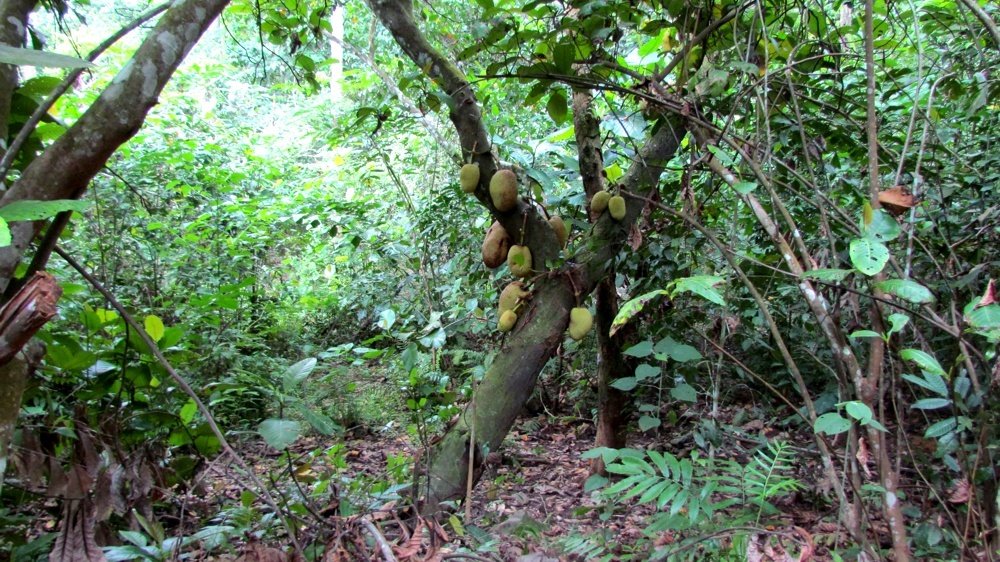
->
(0, 199, 90, 221)
(900, 349, 947, 377)
(814, 412, 851, 435)
(653, 336, 702, 363)
(671, 275, 725, 305)
(849, 238, 889, 276)
(258, 419, 301, 450)
(610, 290, 668, 336)
(144, 315, 165, 342)
(801, 268, 852, 282)
(0, 45, 94, 68)
(282, 357, 318, 391)
(875, 279, 935, 303)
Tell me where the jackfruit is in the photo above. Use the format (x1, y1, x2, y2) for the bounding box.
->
(548, 215, 568, 248)
(460, 163, 480, 193)
(507, 245, 532, 278)
(568, 307, 593, 341)
(591, 191, 611, 213)
(608, 195, 626, 220)
(482, 221, 511, 269)
(499, 310, 517, 332)
(490, 169, 518, 212)
(499, 281, 529, 314)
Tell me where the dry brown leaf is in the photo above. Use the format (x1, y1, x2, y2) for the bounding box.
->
(394, 520, 425, 560)
(49, 499, 106, 562)
(977, 279, 996, 308)
(878, 187, 917, 216)
(628, 223, 643, 250)
(793, 526, 815, 562)
(236, 543, 287, 562)
(947, 478, 971, 503)
(856, 437, 872, 479)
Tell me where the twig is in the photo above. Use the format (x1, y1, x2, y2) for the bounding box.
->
(360, 518, 399, 562)
(53, 245, 304, 557)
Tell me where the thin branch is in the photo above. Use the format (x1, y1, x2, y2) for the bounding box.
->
(359, 518, 399, 562)
(956, 0, 1000, 47)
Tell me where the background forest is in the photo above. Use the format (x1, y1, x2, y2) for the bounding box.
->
(0, 0, 997, 560)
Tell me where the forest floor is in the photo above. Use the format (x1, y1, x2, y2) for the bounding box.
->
(8, 401, 853, 561)
(180, 403, 845, 561)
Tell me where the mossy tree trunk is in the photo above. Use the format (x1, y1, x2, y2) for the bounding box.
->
(366, 0, 685, 510)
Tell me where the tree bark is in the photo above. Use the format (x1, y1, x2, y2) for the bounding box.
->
(0, 272, 58, 494)
(0, 0, 231, 291)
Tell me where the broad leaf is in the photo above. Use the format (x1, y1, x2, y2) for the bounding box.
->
(611, 290, 667, 336)
(0, 45, 94, 68)
(875, 279, 935, 303)
(801, 268, 852, 282)
(283, 357, 318, 390)
(623, 340, 654, 358)
(670, 383, 698, 403)
(638, 415, 661, 431)
(814, 412, 851, 435)
(654, 337, 702, 362)
(912, 398, 951, 410)
(849, 237, 889, 276)
(635, 363, 660, 381)
(671, 275, 725, 305)
(900, 349, 946, 377)
(0, 218, 9, 246)
(0, 199, 90, 221)
(144, 315, 165, 342)
(844, 401, 872, 424)
(258, 419, 301, 450)
(610, 377, 638, 391)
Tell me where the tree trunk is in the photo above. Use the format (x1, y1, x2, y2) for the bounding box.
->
(0, 272, 60, 494)
(591, 278, 629, 474)
(0, 0, 231, 291)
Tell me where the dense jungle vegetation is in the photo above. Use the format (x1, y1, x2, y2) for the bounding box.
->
(0, 0, 997, 560)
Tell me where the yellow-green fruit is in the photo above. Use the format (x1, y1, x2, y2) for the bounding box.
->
(608, 195, 627, 220)
(498, 310, 517, 332)
(591, 191, 611, 213)
(499, 281, 530, 314)
(568, 307, 593, 341)
(482, 221, 511, 269)
(489, 169, 519, 212)
(548, 215, 568, 248)
(507, 245, 533, 278)
(460, 163, 480, 193)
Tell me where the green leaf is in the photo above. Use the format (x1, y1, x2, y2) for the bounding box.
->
(911, 398, 951, 410)
(900, 349, 946, 377)
(886, 313, 910, 337)
(966, 304, 1000, 329)
(875, 279, 935, 304)
(844, 401, 873, 424)
(144, 315, 165, 342)
(733, 181, 757, 194)
(849, 330, 882, 339)
(671, 275, 725, 305)
(901, 372, 948, 397)
(583, 474, 609, 492)
(814, 412, 851, 435)
(638, 415, 661, 431)
(0, 199, 89, 221)
(283, 357, 318, 390)
(849, 238, 889, 276)
(179, 400, 198, 424)
(801, 268, 852, 282)
(0, 45, 94, 68)
(864, 209, 901, 242)
(0, 218, 9, 247)
(258, 419, 301, 450)
(610, 377, 638, 391)
(377, 309, 396, 330)
(546, 90, 568, 124)
(653, 337, 703, 362)
(610, 290, 667, 336)
(924, 417, 958, 439)
(635, 363, 661, 381)
(294, 404, 341, 436)
(670, 383, 698, 403)
(623, 340, 654, 358)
